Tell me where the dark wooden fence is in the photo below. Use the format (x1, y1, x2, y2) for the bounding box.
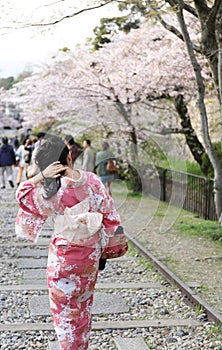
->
(142, 166, 217, 221)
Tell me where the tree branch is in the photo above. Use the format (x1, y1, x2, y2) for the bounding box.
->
(165, 0, 198, 17)
(215, 1, 222, 115)
(161, 127, 184, 134)
(158, 15, 201, 53)
(8, 0, 115, 29)
(193, 0, 209, 15)
(206, 0, 222, 27)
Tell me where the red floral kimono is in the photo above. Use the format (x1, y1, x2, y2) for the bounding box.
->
(15, 170, 120, 350)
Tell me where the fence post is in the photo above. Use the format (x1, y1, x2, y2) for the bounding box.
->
(204, 179, 209, 220)
(162, 169, 167, 202)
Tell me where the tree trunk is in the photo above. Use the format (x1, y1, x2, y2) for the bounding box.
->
(128, 125, 142, 192)
(174, 94, 207, 173)
(195, 0, 222, 103)
(215, 2, 222, 120)
(177, 0, 222, 219)
(115, 101, 142, 192)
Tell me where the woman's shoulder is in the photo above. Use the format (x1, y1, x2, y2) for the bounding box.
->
(61, 169, 89, 187)
(96, 150, 104, 157)
(108, 150, 114, 157)
(96, 150, 113, 159)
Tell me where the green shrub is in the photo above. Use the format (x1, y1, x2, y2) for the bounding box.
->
(185, 160, 202, 176)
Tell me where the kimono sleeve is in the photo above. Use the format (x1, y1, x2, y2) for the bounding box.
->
(100, 194, 121, 236)
(88, 173, 128, 256)
(88, 173, 121, 236)
(15, 180, 48, 242)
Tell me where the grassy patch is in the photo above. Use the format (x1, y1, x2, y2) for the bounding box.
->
(174, 213, 222, 243)
(207, 324, 222, 337)
(113, 181, 222, 244)
(112, 181, 142, 200)
(139, 195, 222, 244)
(157, 159, 202, 175)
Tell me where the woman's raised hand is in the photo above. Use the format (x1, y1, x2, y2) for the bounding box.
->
(42, 162, 68, 178)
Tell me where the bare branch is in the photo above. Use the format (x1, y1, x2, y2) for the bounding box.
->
(193, 0, 210, 15)
(37, 0, 66, 9)
(5, 0, 115, 29)
(141, 100, 174, 112)
(158, 15, 201, 53)
(165, 0, 198, 17)
(207, 0, 222, 27)
(161, 127, 184, 135)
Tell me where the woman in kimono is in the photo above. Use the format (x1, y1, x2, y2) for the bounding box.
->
(15, 135, 122, 350)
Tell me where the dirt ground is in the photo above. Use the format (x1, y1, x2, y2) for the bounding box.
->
(114, 193, 222, 314)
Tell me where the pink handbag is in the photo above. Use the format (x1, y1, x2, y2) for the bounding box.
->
(101, 226, 128, 259)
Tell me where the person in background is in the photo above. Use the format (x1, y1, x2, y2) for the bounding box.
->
(0, 136, 16, 189)
(95, 141, 115, 196)
(32, 137, 38, 148)
(35, 132, 46, 149)
(15, 134, 121, 350)
(12, 136, 20, 166)
(82, 139, 95, 172)
(16, 138, 33, 186)
(12, 136, 20, 152)
(31, 132, 46, 164)
(64, 134, 79, 166)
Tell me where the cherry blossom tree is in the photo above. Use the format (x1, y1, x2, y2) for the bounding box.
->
(7, 21, 200, 120)
(173, 1, 222, 220)
(0, 1, 213, 168)
(91, 0, 222, 219)
(2, 20, 206, 191)
(3, 1, 222, 218)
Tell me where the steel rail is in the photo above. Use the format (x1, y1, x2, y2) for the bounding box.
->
(126, 232, 222, 325)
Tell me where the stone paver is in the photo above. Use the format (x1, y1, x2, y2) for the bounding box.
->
(17, 248, 48, 257)
(14, 238, 50, 246)
(48, 341, 60, 350)
(48, 337, 149, 350)
(17, 258, 47, 269)
(29, 292, 129, 316)
(23, 268, 47, 280)
(114, 337, 148, 350)
(16, 254, 136, 270)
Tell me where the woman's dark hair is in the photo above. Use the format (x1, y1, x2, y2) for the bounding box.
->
(35, 134, 69, 199)
(2, 137, 8, 144)
(102, 141, 109, 150)
(84, 139, 91, 146)
(64, 134, 75, 145)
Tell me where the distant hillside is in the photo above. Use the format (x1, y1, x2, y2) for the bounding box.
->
(0, 71, 32, 90)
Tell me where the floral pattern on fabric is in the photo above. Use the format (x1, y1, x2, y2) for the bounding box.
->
(15, 170, 121, 350)
(47, 240, 101, 350)
(15, 171, 120, 243)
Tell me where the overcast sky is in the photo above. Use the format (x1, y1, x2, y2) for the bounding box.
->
(0, 2, 120, 78)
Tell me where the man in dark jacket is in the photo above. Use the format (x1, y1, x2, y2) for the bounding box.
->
(64, 134, 80, 166)
(0, 137, 16, 188)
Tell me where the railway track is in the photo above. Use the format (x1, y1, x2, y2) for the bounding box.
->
(127, 233, 222, 325)
(0, 187, 222, 349)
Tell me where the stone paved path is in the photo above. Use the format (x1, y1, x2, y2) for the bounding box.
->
(1, 184, 221, 349)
